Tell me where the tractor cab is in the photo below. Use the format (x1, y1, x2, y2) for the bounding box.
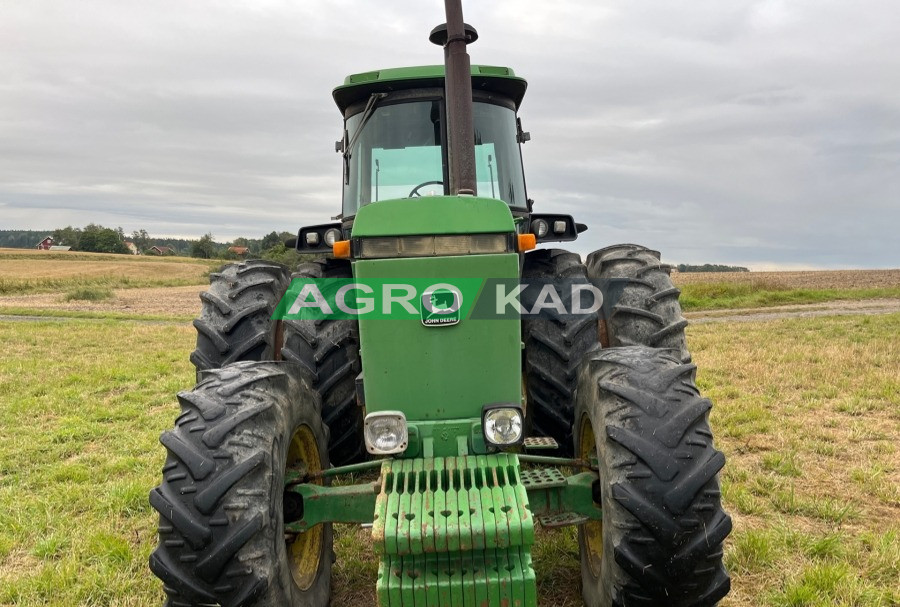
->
(333, 65, 530, 216)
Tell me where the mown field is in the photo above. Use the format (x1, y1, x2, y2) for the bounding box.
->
(0, 248, 220, 296)
(0, 255, 898, 605)
(0, 310, 897, 606)
(1, 255, 899, 322)
(672, 269, 900, 311)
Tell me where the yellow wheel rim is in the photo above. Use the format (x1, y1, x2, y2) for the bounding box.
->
(579, 414, 603, 578)
(286, 424, 323, 591)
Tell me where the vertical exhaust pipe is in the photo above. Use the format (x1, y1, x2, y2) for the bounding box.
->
(431, 0, 478, 196)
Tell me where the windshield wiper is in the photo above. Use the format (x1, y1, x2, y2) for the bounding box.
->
(342, 92, 386, 185)
(343, 93, 387, 161)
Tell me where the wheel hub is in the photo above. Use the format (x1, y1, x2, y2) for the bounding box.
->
(285, 424, 324, 591)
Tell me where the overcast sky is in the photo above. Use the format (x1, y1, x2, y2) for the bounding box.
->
(2, 0, 898, 268)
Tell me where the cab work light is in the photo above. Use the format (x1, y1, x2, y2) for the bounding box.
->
(364, 411, 409, 455)
(354, 233, 512, 259)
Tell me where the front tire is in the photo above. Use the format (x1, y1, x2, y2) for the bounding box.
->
(575, 347, 731, 606)
(149, 361, 332, 607)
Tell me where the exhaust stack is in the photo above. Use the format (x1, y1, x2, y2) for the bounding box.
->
(431, 0, 478, 196)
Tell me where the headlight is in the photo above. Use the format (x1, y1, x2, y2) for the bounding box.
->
(553, 220, 567, 234)
(305, 232, 320, 246)
(482, 404, 524, 448)
(532, 219, 549, 238)
(324, 228, 342, 247)
(364, 411, 408, 455)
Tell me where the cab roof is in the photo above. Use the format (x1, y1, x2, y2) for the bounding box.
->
(333, 64, 527, 114)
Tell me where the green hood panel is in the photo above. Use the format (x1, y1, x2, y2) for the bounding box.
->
(354, 253, 521, 421)
(351, 196, 516, 237)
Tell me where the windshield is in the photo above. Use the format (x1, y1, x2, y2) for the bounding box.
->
(342, 98, 527, 215)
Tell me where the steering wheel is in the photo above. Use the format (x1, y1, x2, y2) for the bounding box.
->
(408, 180, 444, 197)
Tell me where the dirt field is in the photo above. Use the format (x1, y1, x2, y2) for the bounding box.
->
(0, 285, 204, 318)
(673, 269, 900, 289)
(687, 298, 900, 323)
(0, 259, 210, 282)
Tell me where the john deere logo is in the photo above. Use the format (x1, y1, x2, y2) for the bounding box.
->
(421, 284, 462, 327)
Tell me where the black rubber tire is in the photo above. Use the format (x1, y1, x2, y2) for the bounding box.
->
(280, 259, 365, 466)
(575, 347, 731, 606)
(149, 361, 332, 607)
(190, 260, 291, 375)
(522, 248, 600, 456)
(585, 244, 690, 363)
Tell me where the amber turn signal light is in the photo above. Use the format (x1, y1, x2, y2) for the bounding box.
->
(333, 240, 351, 258)
(517, 233, 536, 252)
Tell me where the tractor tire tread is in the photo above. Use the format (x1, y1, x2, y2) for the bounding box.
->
(577, 347, 731, 607)
(191, 260, 291, 375)
(280, 259, 365, 466)
(149, 362, 331, 607)
(522, 248, 600, 456)
(586, 243, 690, 363)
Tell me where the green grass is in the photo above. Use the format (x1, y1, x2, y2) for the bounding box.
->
(0, 306, 192, 323)
(679, 282, 900, 311)
(0, 320, 195, 606)
(1, 313, 898, 606)
(691, 313, 900, 606)
(63, 287, 115, 302)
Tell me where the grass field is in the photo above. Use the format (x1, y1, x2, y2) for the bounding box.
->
(1, 252, 898, 317)
(0, 249, 220, 295)
(673, 269, 900, 311)
(0, 311, 897, 606)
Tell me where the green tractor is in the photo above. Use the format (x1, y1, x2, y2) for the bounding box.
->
(149, 2, 731, 605)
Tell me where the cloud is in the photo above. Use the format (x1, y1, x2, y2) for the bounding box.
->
(1, 0, 898, 268)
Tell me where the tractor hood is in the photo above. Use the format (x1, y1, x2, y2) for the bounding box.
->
(349, 195, 522, 457)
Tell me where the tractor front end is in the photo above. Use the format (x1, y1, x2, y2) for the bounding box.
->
(149, 2, 732, 606)
(284, 188, 603, 604)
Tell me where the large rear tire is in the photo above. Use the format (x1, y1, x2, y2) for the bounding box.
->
(190, 260, 291, 375)
(585, 244, 690, 362)
(575, 347, 731, 606)
(522, 248, 600, 456)
(149, 362, 332, 607)
(280, 259, 365, 466)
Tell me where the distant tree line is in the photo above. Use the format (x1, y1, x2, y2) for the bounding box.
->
(0, 227, 301, 264)
(676, 263, 749, 273)
(52, 224, 130, 254)
(0, 230, 46, 249)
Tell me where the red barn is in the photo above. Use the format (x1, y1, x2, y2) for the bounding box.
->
(36, 236, 53, 250)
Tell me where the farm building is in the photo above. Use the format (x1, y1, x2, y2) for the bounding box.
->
(35, 236, 53, 250)
(149, 246, 175, 255)
(48, 245, 71, 251)
(124, 241, 139, 255)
